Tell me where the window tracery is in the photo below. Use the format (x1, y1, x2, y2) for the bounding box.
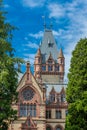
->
(20, 104, 36, 117)
(22, 88, 34, 101)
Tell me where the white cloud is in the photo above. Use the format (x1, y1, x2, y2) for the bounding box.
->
(25, 42, 39, 49)
(53, 30, 59, 36)
(48, 3, 65, 18)
(29, 31, 43, 39)
(24, 54, 35, 65)
(4, 4, 10, 8)
(24, 37, 28, 40)
(22, 0, 45, 8)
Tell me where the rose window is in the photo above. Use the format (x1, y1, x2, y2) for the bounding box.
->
(22, 88, 34, 101)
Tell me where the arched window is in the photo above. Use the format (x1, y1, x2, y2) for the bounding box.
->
(22, 88, 35, 101)
(56, 127, 61, 130)
(46, 126, 52, 130)
(20, 104, 36, 117)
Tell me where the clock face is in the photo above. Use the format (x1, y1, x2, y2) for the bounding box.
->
(22, 88, 34, 101)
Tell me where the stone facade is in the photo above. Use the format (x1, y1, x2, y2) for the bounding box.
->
(10, 28, 68, 130)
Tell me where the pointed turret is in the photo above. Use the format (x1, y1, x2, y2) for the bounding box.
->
(36, 48, 41, 57)
(58, 48, 65, 65)
(34, 48, 42, 80)
(58, 48, 64, 58)
(58, 48, 65, 82)
(25, 61, 32, 84)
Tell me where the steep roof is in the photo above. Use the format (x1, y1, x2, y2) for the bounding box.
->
(40, 29, 58, 63)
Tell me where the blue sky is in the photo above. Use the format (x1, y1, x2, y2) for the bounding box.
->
(3, 0, 87, 81)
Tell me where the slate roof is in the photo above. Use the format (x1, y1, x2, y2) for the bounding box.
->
(40, 29, 58, 63)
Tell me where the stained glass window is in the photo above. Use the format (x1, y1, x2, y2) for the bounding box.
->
(22, 88, 34, 101)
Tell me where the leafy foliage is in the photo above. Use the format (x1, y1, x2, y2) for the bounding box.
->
(0, 1, 23, 129)
(65, 38, 87, 130)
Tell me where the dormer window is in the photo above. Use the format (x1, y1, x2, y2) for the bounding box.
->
(42, 65, 46, 71)
(48, 65, 53, 71)
(61, 94, 65, 102)
(50, 94, 55, 102)
(48, 39, 53, 47)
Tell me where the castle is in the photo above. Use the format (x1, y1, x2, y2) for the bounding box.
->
(11, 28, 68, 130)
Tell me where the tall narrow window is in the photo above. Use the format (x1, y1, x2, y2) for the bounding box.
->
(61, 94, 65, 102)
(56, 110, 61, 119)
(20, 104, 27, 117)
(38, 58, 40, 63)
(46, 110, 51, 119)
(50, 94, 55, 102)
(65, 110, 68, 116)
(48, 66, 53, 71)
(55, 66, 59, 71)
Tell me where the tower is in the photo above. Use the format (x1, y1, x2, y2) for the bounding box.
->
(34, 29, 65, 84)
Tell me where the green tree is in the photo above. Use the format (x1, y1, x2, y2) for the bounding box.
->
(0, 0, 23, 129)
(65, 38, 87, 130)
